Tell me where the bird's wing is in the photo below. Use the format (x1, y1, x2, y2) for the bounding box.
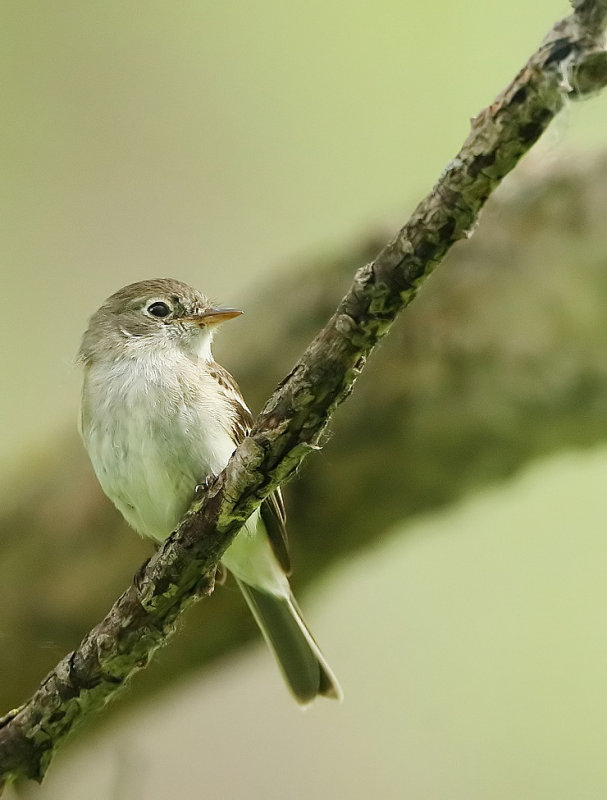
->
(260, 485, 290, 574)
(209, 361, 291, 574)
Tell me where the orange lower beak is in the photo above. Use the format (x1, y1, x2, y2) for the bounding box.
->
(190, 308, 243, 326)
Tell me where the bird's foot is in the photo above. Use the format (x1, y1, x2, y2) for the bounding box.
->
(214, 563, 227, 586)
(195, 473, 218, 494)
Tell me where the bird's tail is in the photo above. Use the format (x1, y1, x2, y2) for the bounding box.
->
(235, 578, 342, 705)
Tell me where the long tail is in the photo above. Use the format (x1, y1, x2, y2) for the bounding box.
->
(235, 578, 342, 705)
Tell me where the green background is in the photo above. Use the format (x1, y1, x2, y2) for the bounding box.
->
(3, 2, 607, 798)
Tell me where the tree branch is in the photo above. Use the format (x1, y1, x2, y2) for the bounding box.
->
(2, 1, 607, 789)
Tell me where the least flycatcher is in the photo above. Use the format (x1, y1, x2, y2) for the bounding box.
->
(78, 278, 341, 704)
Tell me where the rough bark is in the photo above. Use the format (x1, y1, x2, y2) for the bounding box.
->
(1, 1, 607, 788)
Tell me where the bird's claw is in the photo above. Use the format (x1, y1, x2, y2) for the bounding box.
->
(195, 474, 218, 493)
(214, 563, 227, 586)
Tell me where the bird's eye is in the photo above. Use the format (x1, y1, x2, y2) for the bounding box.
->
(147, 301, 171, 318)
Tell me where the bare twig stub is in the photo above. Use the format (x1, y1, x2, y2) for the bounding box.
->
(2, 1, 607, 789)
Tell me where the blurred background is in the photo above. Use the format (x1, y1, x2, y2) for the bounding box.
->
(3, 1, 607, 798)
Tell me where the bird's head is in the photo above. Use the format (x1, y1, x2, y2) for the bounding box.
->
(79, 278, 243, 365)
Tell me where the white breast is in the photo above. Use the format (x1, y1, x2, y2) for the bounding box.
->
(80, 352, 236, 541)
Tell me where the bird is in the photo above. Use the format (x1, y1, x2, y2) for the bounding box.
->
(78, 278, 341, 705)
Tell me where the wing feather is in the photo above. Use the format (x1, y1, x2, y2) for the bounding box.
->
(209, 362, 290, 572)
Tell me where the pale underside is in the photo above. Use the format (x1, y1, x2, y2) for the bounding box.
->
(80, 351, 289, 596)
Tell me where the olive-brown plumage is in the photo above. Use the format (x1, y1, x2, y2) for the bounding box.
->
(79, 278, 341, 704)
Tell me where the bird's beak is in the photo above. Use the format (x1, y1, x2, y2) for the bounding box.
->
(187, 307, 243, 327)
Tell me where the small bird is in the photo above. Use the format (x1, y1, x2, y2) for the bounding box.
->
(78, 278, 341, 704)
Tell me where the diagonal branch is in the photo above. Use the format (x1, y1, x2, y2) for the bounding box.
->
(2, 1, 607, 789)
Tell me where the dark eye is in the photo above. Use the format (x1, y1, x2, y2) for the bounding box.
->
(147, 301, 171, 318)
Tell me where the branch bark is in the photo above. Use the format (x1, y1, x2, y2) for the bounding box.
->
(2, 1, 607, 788)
